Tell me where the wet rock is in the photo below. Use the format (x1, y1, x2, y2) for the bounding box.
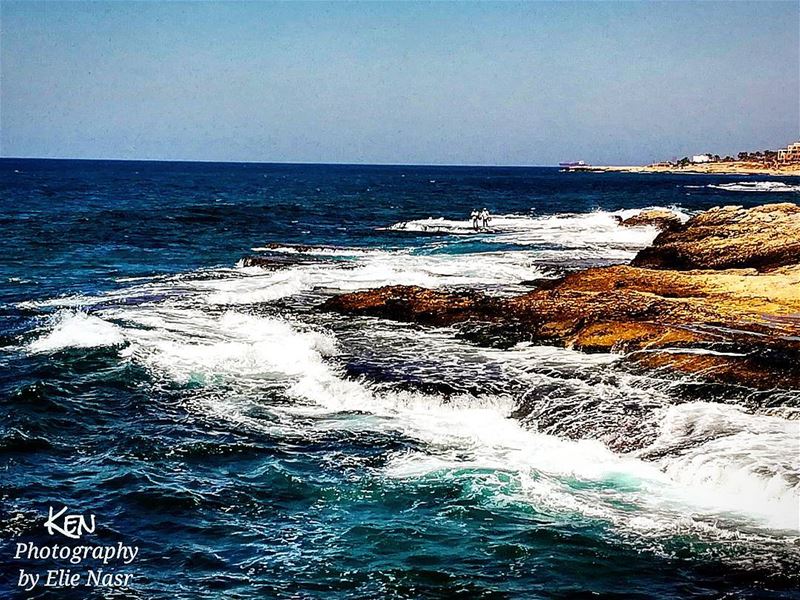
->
(256, 242, 316, 253)
(619, 209, 683, 231)
(323, 285, 492, 326)
(629, 347, 800, 391)
(322, 203, 800, 390)
(632, 202, 800, 271)
(240, 255, 322, 269)
(519, 278, 562, 290)
(323, 267, 800, 389)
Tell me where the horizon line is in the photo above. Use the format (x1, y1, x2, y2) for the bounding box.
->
(0, 155, 583, 168)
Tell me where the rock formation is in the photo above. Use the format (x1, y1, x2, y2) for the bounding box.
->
(632, 202, 800, 271)
(241, 255, 323, 269)
(619, 208, 683, 230)
(323, 204, 800, 390)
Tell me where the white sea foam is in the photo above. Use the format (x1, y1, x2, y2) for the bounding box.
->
(251, 245, 390, 256)
(196, 208, 695, 306)
(381, 395, 800, 536)
(17, 250, 542, 311)
(20, 207, 689, 312)
(28, 310, 126, 353)
(17, 294, 93, 310)
(707, 182, 800, 193)
(18, 203, 799, 555)
(201, 269, 315, 305)
(200, 250, 549, 305)
(643, 402, 800, 531)
(116, 309, 337, 386)
(383, 208, 689, 252)
(92, 302, 799, 542)
(275, 319, 798, 537)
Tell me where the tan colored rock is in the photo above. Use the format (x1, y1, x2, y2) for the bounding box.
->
(632, 202, 800, 271)
(322, 203, 800, 390)
(619, 209, 683, 230)
(322, 264, 800, 389)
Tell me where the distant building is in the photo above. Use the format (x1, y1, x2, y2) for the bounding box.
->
(690, 154, 713, 163)
(777, 142, 800, 164)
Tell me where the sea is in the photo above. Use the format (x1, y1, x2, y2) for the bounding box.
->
(1, 158, 799, 599)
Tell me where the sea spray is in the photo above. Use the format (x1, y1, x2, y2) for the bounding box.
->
(5, 161, 799, 597)
(28, 311, 125, 353)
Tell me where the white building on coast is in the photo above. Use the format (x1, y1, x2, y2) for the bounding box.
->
(777, 142, 800, 164)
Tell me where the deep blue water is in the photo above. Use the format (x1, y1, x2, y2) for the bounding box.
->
(1, 158, 799, 599)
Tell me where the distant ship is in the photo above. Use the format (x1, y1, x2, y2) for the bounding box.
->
(558, 160, 588, 167)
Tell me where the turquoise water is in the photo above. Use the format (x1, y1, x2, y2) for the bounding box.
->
(1, 159, 799, 598)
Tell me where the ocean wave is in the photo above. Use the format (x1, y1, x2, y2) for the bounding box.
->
(28, 310, 126, 353)
(21, 266, 798, 577)
(98, 300, 800, 543)
(644, 402, 800, 531)
(251, 245, 391, 257)
(115, 309, 338, 386)
(707, 182, 800, 193)
(17, 249, 549, 310)
(19, 206, 691, 311)
(206, 251, 550, 304)
(381, 207, 690, 250)
(16, 201, 799, 559)
(17, 294, 93, 310)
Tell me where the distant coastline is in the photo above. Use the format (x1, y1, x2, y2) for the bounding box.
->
(565, 141, 800, 176)
(564, 162, 800, 176)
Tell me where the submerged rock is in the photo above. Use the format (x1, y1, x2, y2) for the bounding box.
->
(322, 203, 800, 390)
(240, 255, 323, 269)
(632, 202, 800, 271)
(254, 242, 316, 253)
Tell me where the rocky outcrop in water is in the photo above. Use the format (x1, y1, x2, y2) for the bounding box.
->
(323, 203, 800, 390)
(241, 244, 356, 269)
(632, 202, 800, 271)
(619, 208, 683, 230)
(241, 255, 323, 269)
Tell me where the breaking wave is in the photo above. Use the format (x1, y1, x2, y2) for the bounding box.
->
(28, 310, 126, 353)
(19, 201, 800, 582)
(707, 182, 800, 193)
(382, 208, 689, 250)
(30, 296, 800, 544)
(250, 245, 390, 256)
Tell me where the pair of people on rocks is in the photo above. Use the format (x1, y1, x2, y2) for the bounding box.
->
(470, 208, 491, 231)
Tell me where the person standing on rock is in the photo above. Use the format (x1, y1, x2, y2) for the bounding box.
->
(480, 208, 491, 230)
(470, 210, 480, 231)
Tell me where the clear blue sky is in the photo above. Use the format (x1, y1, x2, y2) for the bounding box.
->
(1, 1, 798, 165)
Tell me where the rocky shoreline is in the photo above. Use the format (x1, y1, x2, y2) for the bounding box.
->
(322, 203, 800, 391)
(565, 162, 800, 176)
